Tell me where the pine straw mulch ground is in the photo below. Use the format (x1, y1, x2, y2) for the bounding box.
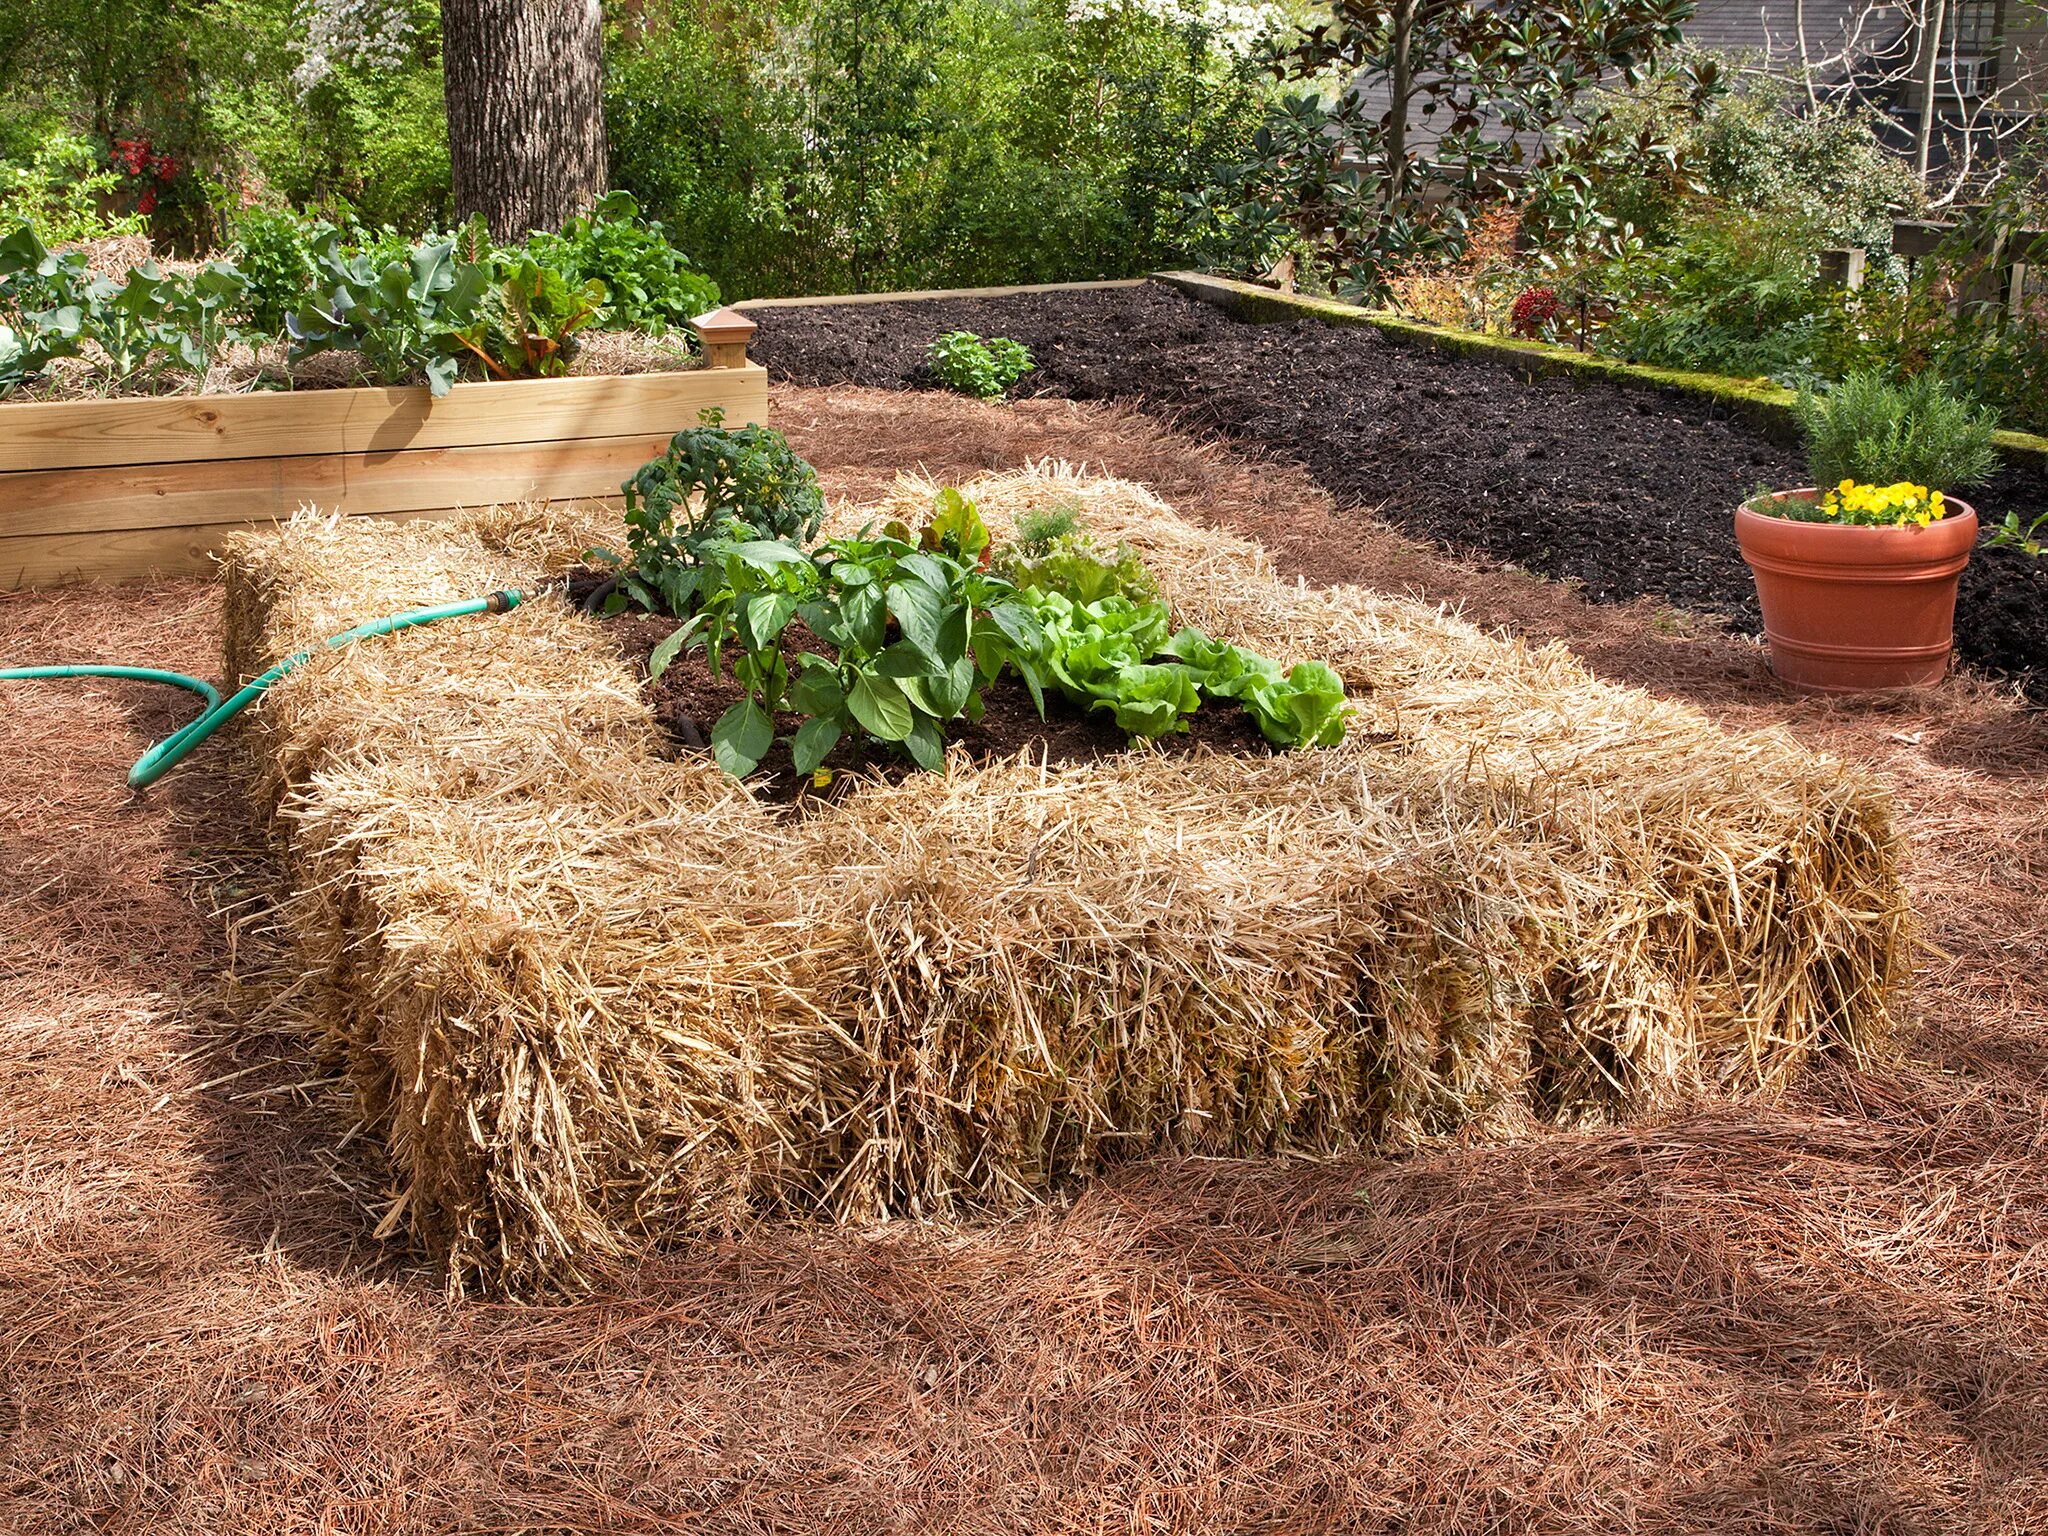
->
(1, 385, 2044, 1533)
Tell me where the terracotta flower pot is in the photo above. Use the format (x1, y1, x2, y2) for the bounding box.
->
(1734, 489, 1978, 693)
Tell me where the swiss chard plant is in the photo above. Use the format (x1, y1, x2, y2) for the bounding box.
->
(452, 258, 608, 380)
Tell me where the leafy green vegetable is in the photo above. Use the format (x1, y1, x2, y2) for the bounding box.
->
(1016, 588, 1197, 738)
(633, 485, 1350, 779)
(1164, 629, 1351, 748)
(451, 258, 608, 380)
(927, 330, 1035, 398)
(285, 232, 490, 395)
(997, 529, 1159, 606)
(0, 224, 249, 393)
(523, 192, 720, 336)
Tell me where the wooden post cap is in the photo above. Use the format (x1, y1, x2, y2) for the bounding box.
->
(691, 306, 756, 369)
(690, 306, 757, 345)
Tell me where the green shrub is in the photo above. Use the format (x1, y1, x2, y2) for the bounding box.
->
(1604, 210, 1839, 381)
(1797, 370, 2001, 492)
(0, 131, 146, 245)
(605, 0, 1274, 297)
(1693, 83, 1919, 265)
(927, 331, 1033, 398)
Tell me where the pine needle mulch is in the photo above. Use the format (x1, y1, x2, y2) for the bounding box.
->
(1, 388, 2042, 1534)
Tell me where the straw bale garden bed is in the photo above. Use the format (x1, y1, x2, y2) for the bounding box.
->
(224, 441, 1904, 1295)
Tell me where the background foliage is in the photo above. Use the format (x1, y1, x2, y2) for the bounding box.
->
(0, 0, 1283, 295)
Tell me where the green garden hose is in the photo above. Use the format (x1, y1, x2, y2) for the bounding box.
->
(1, 588, 526, 791)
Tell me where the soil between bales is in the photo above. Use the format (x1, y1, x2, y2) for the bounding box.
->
(593, 599, 1275, 801)
(749, 282, 2048, 692)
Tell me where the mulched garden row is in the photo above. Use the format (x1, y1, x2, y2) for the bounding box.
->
(750, 282, 2048, 693)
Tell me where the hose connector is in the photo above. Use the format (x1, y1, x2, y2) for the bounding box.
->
(485, 589, 523, 614)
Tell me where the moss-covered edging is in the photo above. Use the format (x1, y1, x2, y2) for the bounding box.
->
(1152, 270, 2048, 472)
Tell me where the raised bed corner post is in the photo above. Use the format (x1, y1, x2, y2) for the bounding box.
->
(692, 306, 758, 370)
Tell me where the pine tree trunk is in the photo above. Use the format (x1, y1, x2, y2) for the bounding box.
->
(441, 0, 609, 239)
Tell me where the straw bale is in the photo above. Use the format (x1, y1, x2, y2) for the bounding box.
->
(218, 470, 1907, 1294)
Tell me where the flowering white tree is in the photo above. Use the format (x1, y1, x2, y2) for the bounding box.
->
(289, 0, 416, 95)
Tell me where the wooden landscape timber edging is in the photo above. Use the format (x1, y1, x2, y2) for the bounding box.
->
(1151, 270, 2048, 474)
(0, 306, 768, 589)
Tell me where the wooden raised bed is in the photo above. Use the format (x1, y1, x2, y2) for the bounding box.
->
(0, 307, 767, 588)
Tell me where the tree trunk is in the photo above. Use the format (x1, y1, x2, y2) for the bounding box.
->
(441, 0, 609, 239)
(1914, 0, 1948, 187)
(1387, 0, 1414, 206)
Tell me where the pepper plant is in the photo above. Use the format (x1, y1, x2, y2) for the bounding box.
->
(651, 519, 1046, 776)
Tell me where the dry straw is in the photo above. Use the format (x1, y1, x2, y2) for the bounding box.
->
(220, 468, 1908, 1295)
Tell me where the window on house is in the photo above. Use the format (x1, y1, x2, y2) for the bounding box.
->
(1943, 0, 1999, 57)
(1937, 0, 2000, 97)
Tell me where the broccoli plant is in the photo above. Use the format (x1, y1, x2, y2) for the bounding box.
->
(285, 233, 490, 394)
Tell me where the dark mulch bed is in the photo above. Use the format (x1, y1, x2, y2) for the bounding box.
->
(595, 603, 1272, 803)
(750, 281, 2048, 693)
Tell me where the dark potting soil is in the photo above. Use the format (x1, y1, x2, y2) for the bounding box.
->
(591, 599, 1273, 804)
(749, 282, 2048, 693)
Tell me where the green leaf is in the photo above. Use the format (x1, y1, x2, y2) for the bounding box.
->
(740, 591, 797, 651)
(790, 714, 842, 775)
(728, 539, 814, 570)
(711, 698, 774, 777)
(841, 583, 888, 653)
(886, 578, 946, 658)
(791, 660, 846, 716)
(1010, 654, 1048, 717)
(903, 716, 946, 771)
(647, 626, 690, 682)
(897, 551, 954, 591)
(874, 641, 940, 679)
(985, 600, 1044, 657)
(920, 653, 977, 718)
(847, 672, 914, 741)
